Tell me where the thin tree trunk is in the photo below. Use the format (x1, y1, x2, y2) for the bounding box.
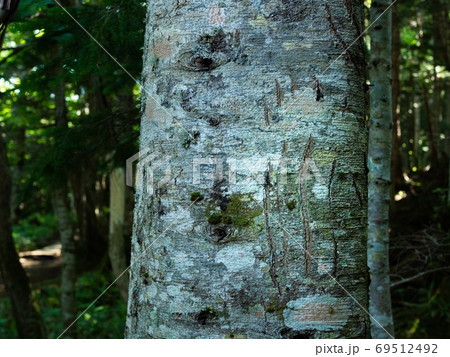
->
(446, 81, 450, 207)
(126, 0, 369, 338)
(0, 128, 44, 338)
(390, 3, 402, 190)
(108, 166, 129, 302)
(52, 81, 77, 338)
(51, 187, 77, 336)
(368, 0, 395, 339)
(9, 125, 25, 223)
(413, 93, 421, 170)
(423, 85, 439, 169)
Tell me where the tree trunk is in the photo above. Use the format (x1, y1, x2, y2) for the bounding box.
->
(108, 166, 129, 302)
(413, 93, 421, 170)
(390, 2, 402, 190)
(423, 85, 439, 169)
(52, 81, 77, 338)
(367, 0, 395, 338)
(51, 187, 77, 336)
(0, 128, 44, 338)
(126, 0, 369, 338)
(446, 80, 450, 207)
(9, 125, 25, 224)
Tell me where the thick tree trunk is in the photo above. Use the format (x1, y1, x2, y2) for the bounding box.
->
(109, 166, 129, 302)
(52, 81, 77, 338)
(0, 129, 44, 338)
(126, 0, 369, 338)
(367, 0, 395, 339)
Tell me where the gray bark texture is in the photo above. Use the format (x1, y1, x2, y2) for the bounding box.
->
(126, 0, 369, 338)
(367, 0, 395, 339)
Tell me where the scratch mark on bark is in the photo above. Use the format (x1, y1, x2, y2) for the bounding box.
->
(275, 79, 283, 107)
(289, 73, 297, 94)
(264, 163, 281, 294)
(332, 232, 338, 277)
(327, 159, 338, 277)
(351, 173, 363, 207)
(282, 141, 288, 156)
(344, 0, 365, 56)
(313, 76, 324, 101)
(328, 159, 336, 206)
(300, 136, 314, 275)
(276, 145, 289, 275)
(324, 3, 362, 75)
(264, 100, 272, 125)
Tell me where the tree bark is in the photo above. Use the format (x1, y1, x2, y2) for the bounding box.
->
(367, 0, 395, 339)
(109, 166, 129, 302)
(390, 3, 402, 190)
(126, 0, 369, 338)
(0, 128, 44, 338)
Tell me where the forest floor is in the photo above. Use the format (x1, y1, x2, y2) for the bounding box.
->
(0, 243, 61, 297)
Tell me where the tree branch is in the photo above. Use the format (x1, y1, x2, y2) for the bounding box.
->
(391, 267, 450, 288)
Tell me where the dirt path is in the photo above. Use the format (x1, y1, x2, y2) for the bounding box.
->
(0, 243, 62, 297)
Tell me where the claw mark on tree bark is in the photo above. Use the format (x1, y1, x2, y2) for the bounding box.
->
(264, 163, 281, 294)
(328, 159, 338, 277)
(263, 100, 272, 125)
(289, 72, 297, 94)
(300, 136, 314, 275)
(325, 3, 362, 75)
(340, 96, 348, 111)
(313, 76, 324, 101)
(282, 141, 288, 156)
(275, 79, 283, 107)
(332, 232, 338, 277)
(328, 159, 336, 206)
(344, 0, 365, 56)
(351, 173, 363, 207)
(278, 143, 289, 274)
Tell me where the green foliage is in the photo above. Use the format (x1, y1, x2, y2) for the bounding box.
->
(35, 270, 127, 338)
(12, 213, 58, 251)
(0, 298, 17, 338)
(0, 270, 127, 338)
(393, 278, 450, 338)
